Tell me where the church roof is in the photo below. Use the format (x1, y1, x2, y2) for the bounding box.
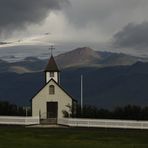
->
(45, 55, 60, 72)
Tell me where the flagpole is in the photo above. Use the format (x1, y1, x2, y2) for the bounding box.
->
(81, 74, 83, 115)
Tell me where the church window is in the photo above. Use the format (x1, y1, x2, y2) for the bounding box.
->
(49, 85, 55, 94)
(50, 72, 54, 77)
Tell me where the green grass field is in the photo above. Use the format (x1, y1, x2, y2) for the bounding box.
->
(0, 126, 148, 148)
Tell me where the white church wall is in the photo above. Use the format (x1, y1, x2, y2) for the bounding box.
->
(32, 80, 72, 119)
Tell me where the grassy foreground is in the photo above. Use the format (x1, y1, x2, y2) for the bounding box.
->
(0, 126, 148, 148)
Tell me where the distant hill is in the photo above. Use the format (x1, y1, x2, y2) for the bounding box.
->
(0, 47, 147, 74)
(55, 47, 101, 68)
(61, 63, 148, 108)
(1, 61, 148, 108)
(56, 47, 146, 68)
(0, 57, 47, 74)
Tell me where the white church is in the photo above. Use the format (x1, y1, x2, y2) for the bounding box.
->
(31, 53, 76, 122)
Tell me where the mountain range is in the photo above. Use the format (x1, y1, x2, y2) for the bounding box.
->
(56, 47, 147, 69)
(0, 47, 147, 74)
(1, 47, 148, 108)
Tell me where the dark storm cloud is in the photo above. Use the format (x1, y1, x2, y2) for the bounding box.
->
(0, 0, 69, 35)
(113, 22, 148, 50)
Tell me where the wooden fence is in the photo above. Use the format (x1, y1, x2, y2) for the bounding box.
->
(58, 118, 148, 129)
(0, 116, 40, 125)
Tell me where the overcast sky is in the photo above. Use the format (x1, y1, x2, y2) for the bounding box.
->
(1, 0, 148, 57)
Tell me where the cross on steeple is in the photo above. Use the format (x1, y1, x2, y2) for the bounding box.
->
(49, 44, 55, 56)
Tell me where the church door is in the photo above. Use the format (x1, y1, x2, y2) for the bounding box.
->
(47, 102, 58, 118)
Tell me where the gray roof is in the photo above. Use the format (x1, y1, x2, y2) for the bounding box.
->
(45, 56, 60, 72)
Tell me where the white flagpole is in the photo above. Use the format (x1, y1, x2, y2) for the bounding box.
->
(81, 75, 83, 114)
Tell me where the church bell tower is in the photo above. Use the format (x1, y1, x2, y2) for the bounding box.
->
(44, 45, 60, 83)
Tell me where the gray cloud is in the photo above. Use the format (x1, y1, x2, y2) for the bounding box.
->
(0, 0, 69, 36)
(63, 0, 148, 38)
(113, 22, 148, 50)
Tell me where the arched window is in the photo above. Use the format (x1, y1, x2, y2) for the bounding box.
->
(49, 85, 55, 94)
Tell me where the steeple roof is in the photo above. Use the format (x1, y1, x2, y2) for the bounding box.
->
(45, 55, 60, 72)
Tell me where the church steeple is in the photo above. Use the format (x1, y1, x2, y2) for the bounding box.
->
(45, 55, 60, 72)
(44, 45, 60, 83)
